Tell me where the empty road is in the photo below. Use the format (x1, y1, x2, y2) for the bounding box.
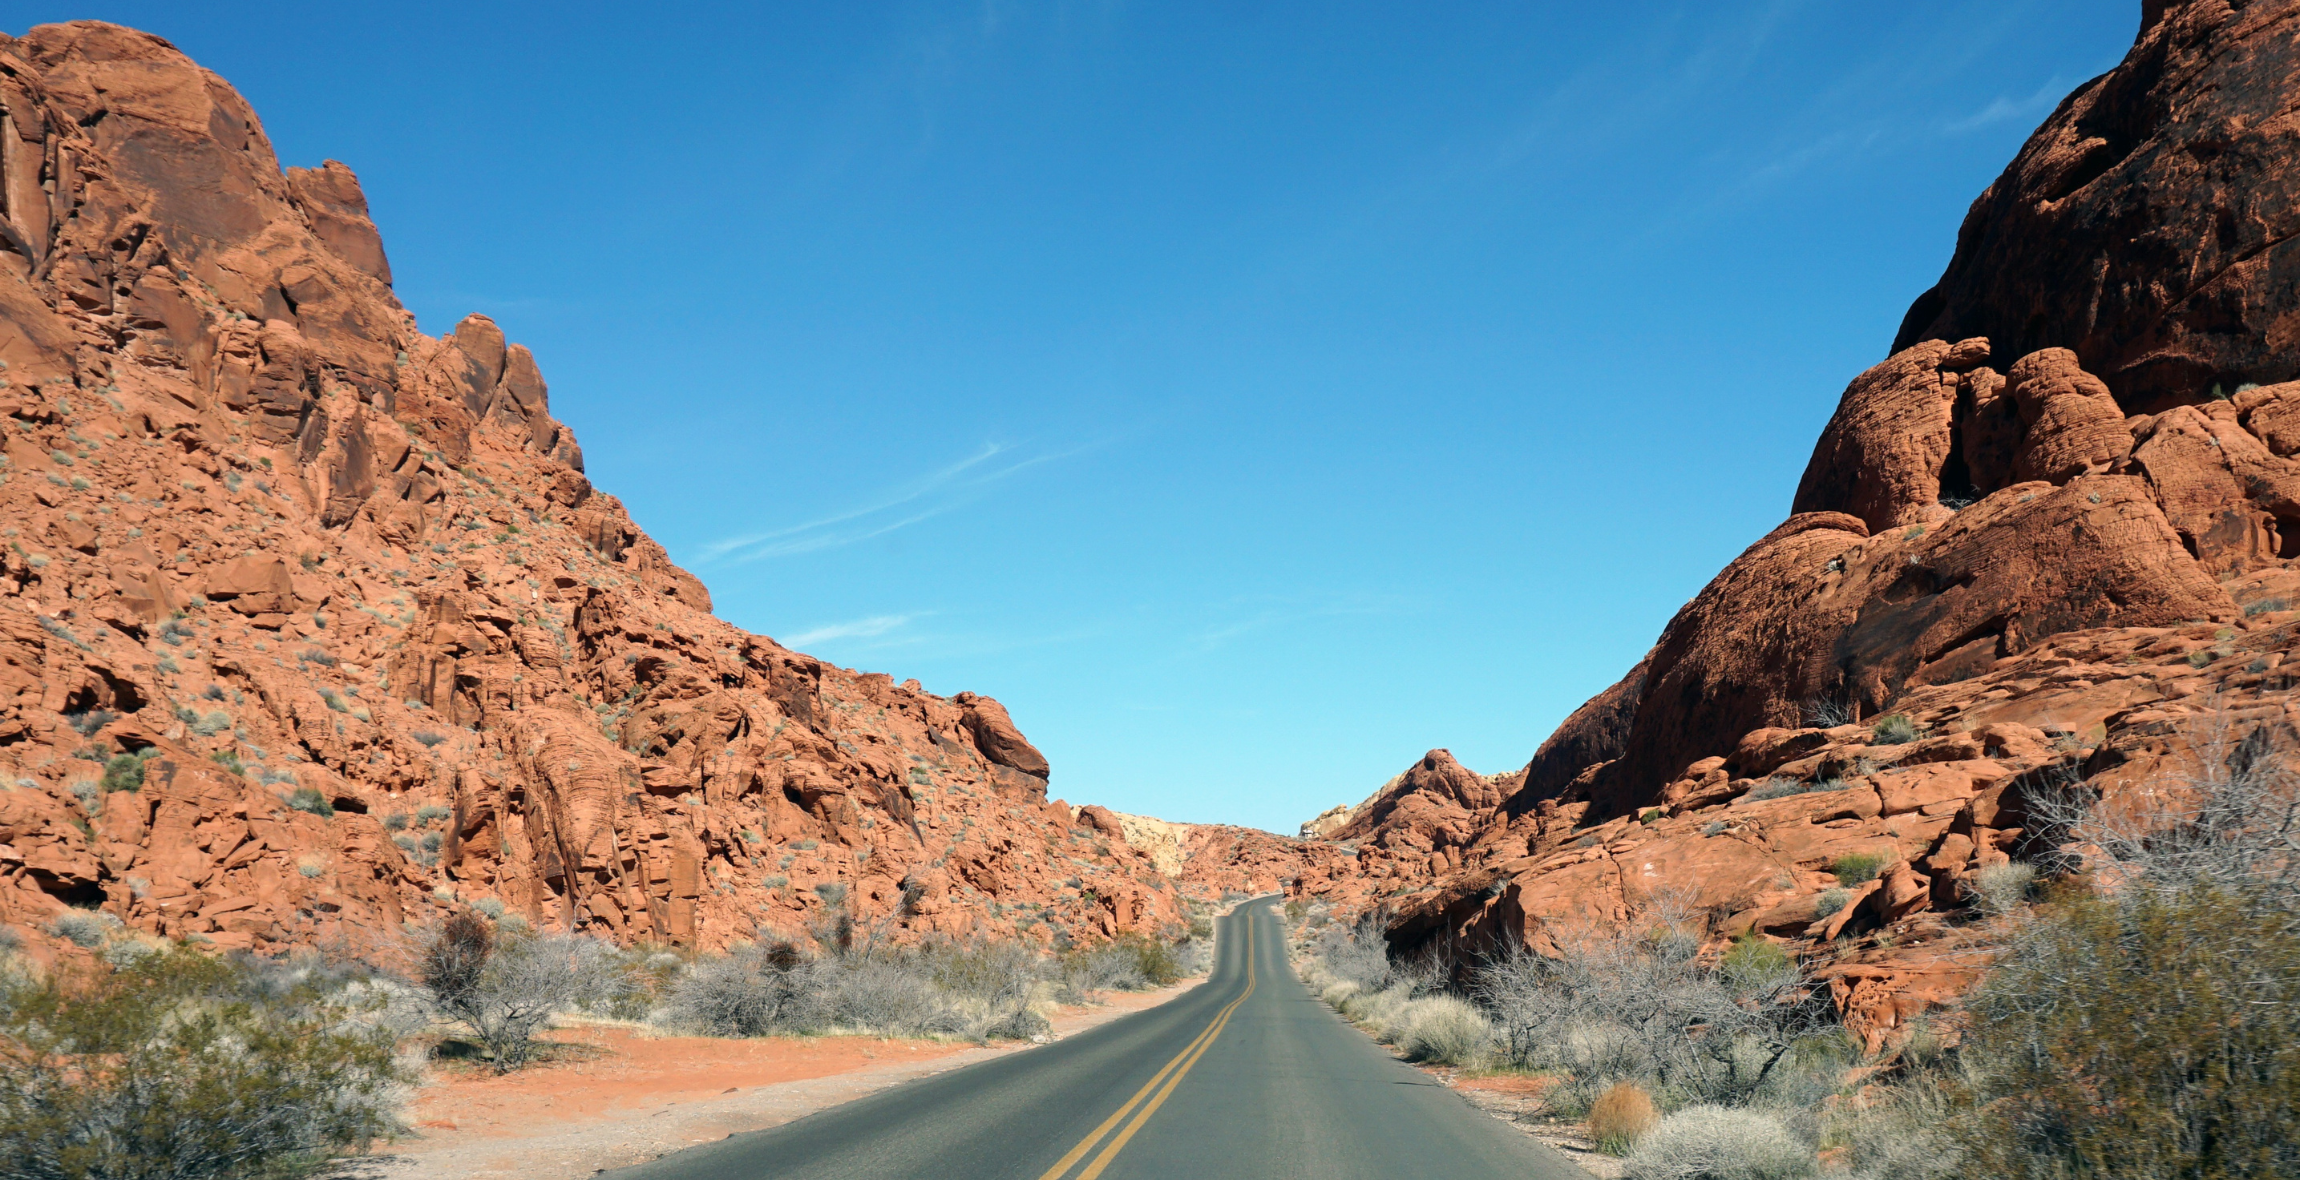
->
(606, 897, 1582, 1180)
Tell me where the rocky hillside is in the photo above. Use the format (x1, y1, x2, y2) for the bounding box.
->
(0, 22, 1187, 958)
(1279, 0, 2300, 1051)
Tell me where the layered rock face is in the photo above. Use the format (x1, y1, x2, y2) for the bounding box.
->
(0, 23, 1181, 955)
(1274, 0, 2300, 1052)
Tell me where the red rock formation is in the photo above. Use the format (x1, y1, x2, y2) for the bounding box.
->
(1273, 1, 2300, 1049)
(0, 23, 1179, 956)
(1893, 1, 2300, 410)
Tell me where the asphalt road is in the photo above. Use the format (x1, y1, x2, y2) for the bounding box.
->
(605, 897, 1583, 1180)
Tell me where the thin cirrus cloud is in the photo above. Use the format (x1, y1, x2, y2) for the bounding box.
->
(1944, 76, 2070, 134)
(779, 613, 920, 648)
(696, 441, 1078, 566)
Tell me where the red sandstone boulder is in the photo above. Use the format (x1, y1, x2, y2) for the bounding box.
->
(954, 692, 1050, 782)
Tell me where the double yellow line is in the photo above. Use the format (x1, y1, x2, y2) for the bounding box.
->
(1035, 908, 1258, 1180)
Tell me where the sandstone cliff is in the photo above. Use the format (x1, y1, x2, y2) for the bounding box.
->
(0, 22, 1182, 956)
(1277, 0, 2300, 1052)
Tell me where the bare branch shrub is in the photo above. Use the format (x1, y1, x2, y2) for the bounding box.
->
(1472, 897, 1837, 1114)
(419, 915, 618, 1072)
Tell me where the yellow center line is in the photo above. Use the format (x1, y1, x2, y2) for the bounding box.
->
(1035, 908, 1259, 1180)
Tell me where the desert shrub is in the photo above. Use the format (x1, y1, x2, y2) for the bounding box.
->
(1967, 861, 2035, 917)
(0, 947, 403, 1179)
(1474, 897, 1830, 1111)
(663, 933, 1054, 1042)
(1718, 936, 1793, 994)
(284, 788, 333, 817)
(420, 915, 616, 1072)
(381, 812, 409, 831)
(1812, 888, 1851, 918)
(99, 750, 156, 794)
(1590, 1081, 1660, 1154)
(1801, 698, 1855, 728)
(191, 711, 231, 737)
(661, 941, 813, 1037)
(1869, 714, 1921, 745)
(2243, 596, 2289, 617)
(1396, 994, 1490, 1065)
(1625, 1105, 1812, 1180)
(1058, 939, 1149, 998)
(1311, 912, 1397, 991)
(1829, 1068, 1966, 1180)
(1956, 885, 2300, 1178)
(1830, 852, 1887, 885)
(46, 910, 115, 949)
(411, 731, 446, 748)
(414, 805, 450, 825)
(62, 709, 116, 738)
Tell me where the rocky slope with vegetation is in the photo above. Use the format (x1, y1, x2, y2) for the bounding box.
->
(1272, 0, 2300, 1060)
(0, 21, 1186, 960)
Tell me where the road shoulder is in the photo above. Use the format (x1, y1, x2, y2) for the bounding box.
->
(353, 980, 1204, 1180)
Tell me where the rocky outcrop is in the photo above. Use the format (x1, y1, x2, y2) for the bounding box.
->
(1893, 1, 2300, 412)
(0, 23, 1179, 956)
(1271, 0, 2300, 1052)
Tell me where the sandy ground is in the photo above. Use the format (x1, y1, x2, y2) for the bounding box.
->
(345, 982, 1201, 1180)
(1438, 1070, 1621, 1179)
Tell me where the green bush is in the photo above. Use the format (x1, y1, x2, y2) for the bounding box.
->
(1831, 852, 1888, 885)
(1719, 934, 1792, 994)
(0, 947, 403, 1178)
(284, 788, 333, 818)
(1958, 885, 2300, 1178)
(99, 751, 156, 794)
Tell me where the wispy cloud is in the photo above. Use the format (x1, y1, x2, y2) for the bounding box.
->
(780, 613, 920, 647)
(698, 441, 1084, 565)
(1185, 592, 1413, 652)
(1945, 76, 2069, 134)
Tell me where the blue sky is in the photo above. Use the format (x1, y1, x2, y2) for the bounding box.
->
(19, 2, 2139, 832)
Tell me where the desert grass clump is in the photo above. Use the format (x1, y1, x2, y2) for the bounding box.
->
(1869, 713, 1922, 745)
(1395, 994, 1490, 1066)
(1589, 1081, 1660, 1154)
(1624, 1105, 1812, 1179)
(1741, 777, 1833, 803)
(1966, 861, 2035, 917)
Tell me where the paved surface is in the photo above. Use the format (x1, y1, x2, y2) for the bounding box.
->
(605, 898, 1585, 1180)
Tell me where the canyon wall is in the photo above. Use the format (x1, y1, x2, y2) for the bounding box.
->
(0, 22, 1184, 957)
